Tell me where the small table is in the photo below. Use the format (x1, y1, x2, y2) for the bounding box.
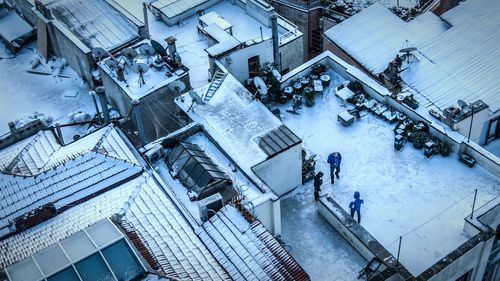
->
(199, 12, 233, 35)
(338, 110, 355, 126)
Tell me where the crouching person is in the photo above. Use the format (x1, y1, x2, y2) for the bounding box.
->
(313, 172, 323, 200)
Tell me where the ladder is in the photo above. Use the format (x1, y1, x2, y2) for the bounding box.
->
(203, 70, 227, 102)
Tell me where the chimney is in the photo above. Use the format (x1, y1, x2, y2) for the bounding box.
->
(270, 13, 280, 71)
(55, 122, 64, 145)
(8, 122, 17, 135)
(96, 86, 111, 125)
(143, 2, 150, 38)
(166, 36, 181, 64)
(131, 100, 146, 146)
(89, 91, 102, 124)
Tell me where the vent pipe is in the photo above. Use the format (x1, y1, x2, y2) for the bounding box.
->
(143, 2, 150, 38)
(270, 13, 280, 71)
(131, 100, 146, 146)
(166, 36, 181, 64)
(96, 86, 111, 125)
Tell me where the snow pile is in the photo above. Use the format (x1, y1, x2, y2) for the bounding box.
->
(13, 112, 53, 128)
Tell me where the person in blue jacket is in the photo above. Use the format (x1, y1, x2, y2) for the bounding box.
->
(349, 191, 364, 223)
(327, 151, 342, 184)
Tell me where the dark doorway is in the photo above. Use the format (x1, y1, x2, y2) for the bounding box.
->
(248, 55, 260, 78)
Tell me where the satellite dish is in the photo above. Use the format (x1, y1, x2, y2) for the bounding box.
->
(105, 59, 118, 70)
(253, 76, 268, 96)
(457, 99, 468, 109)
(132, 62, 149, 74)
(132, 63, 149, 87)
(151, 40, 167, 57)
(121, 48, 138, 60)
(92, 47, 107, 60)
(139, 44, 156, 57)
(189, 90, 205, 105)
(168, 81, 186, 93)
(399, 47, 417, 53)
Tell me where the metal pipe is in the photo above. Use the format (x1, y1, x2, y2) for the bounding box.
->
(467, 105, 474, 142)
(143, 2, 150, 38)
(89, 91, 102, 124)
(470, 189, 478, 219)
(396, 236, 402, 266)
(55, 122, 64, 145)
(95, 86, 111, 125)
(270, 14, 280, 71)
(131, 100, 146, 146)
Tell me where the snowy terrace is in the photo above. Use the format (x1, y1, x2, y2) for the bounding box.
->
(275, 53, 500, 277)
(0, 42, 95, 136)
(147, 0, 293, 88)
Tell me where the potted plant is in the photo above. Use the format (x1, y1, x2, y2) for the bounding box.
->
(412, 131, 428, 149)
(304, 86, 315, 107)
(347, 81, 364, 94)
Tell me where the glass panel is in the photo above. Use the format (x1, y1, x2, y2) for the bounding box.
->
(174, 151, 191, 171)
(5, 257, 43, 281)
(33, 243, 70, 275)
(102, 240, 144, 281)
(86, 220, 121, 247)
(60, 231, 96, 262)
(47, 267, 80, 281)
(75, 253, 114, 281)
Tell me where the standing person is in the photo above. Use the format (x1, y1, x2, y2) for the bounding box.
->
(327, 151, 342, 184)
(349, 191, 364, 223)
(313, 172, 323, 200)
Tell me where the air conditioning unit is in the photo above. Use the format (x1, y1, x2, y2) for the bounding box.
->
(144, 146, 163, 164)
(198, 193, 224, 222)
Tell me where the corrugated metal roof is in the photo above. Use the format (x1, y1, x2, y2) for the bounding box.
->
(42, 0, 139, 50)
(196, 206, 309, 281)
(324, 0, 500, 113)
(324, 3, 448, 74)
(259, 125, 301, 157)
(152, 0, 208, 19)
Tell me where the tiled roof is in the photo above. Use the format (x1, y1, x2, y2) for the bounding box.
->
(0, 125, 143, 238)
(0, 152, 142, 237)
(118, 177, 231, 281)
(196, 206, 309, 281)
(0, 176, 140, 269)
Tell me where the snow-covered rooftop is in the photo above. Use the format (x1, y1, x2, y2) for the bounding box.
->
(195, 205, 309, 280)
(0, 43, 95, 135)
(324, 3, 448, 74)
(276, 65, 500, 276)
(98, 40, 189, 100)
(324, 0, 500, 113)
(0, 125, 142, 238)
(41, 0, 140, 50)
(148, 0, 281, 87)
(176, 73, 283, 187)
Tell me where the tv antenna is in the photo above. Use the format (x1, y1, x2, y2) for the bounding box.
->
(105, 59, 118, 70)
(132, 62, 149, 87)
(457, 99, 468, 109)
(91, 47, 107, 61)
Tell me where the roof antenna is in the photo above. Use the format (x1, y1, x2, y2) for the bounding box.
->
(399, 40, 417, 63)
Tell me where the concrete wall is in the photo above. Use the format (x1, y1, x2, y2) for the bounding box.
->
(99, 66, 191, 143)
(279, 34, 303, 73)
(453, 108, 490, 144)
(252, 195, 281, 235)
(246, 0, 274, 27)
(427, 238, 494, 281)
(251, 144, 302, 197)
(218, 38, 274, 83)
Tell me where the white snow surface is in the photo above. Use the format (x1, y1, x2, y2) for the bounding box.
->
(276, 70, 500, 276)
(0, 43, 95, 135)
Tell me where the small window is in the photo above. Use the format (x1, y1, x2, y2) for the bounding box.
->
(47, 267, 80, 281)
(455, 269, 472, 281)
(102, 240, 144, 281)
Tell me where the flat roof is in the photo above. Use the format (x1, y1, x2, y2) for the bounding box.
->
(276, 56, 500, 276)
(148, 1, 276, 88)
(98, 40, 188, 99)
(176, 73, 283, 179)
